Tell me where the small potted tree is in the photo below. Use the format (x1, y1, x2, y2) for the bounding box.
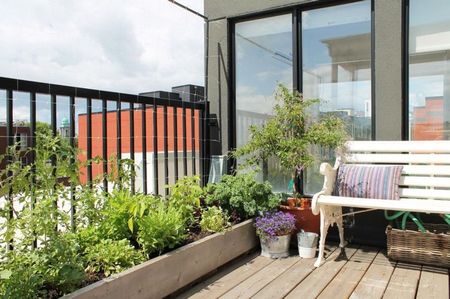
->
(255, 211, 296, 258)
(234, 84, 347, 234)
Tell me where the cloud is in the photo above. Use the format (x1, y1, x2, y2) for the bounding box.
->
(0, 0, 204, 94)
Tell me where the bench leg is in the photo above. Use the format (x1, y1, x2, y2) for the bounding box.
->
(314, 208, 330, 268)
(336, 211, 346, 248)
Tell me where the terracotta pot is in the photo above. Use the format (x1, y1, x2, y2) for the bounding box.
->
(279, 199, 320, 234)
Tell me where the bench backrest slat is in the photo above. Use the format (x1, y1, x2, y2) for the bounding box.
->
(340, 141, 450, 202)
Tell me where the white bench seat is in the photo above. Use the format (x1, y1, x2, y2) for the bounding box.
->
(311, 140, 450, 267)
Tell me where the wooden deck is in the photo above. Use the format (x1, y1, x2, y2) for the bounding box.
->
(175, 244, 449, 299)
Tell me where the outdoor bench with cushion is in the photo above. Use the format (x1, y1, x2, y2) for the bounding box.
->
(311, 140, 450, 267)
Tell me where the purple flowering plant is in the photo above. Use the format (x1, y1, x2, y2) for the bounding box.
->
(254, 211, 296, 241)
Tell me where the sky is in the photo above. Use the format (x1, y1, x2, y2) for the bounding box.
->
(0, 0, 204, 94)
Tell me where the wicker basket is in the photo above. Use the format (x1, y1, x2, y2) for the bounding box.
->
(386, 224, 450, 268)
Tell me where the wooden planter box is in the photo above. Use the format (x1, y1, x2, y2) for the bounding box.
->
(64, 219, 258, 299)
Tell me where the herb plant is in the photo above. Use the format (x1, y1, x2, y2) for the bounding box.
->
(205, 173, 280, 221)
(200, 207, 230, 233)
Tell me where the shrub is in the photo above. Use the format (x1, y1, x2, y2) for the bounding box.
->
(168, 176, 203, 226)
(205, 173, 280, 221)
(100, 189, 160, 241)
(0, 235, 85, 299)
(200, 207, 229, 233)
(84, 239, 146, 277)
(137, 204, 187, 256)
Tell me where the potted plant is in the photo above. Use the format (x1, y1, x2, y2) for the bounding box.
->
(255, 211, 296, 258)
(234, 84, 348, 234)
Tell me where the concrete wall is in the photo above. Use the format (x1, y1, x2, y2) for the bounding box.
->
(205, 0, 404, 155)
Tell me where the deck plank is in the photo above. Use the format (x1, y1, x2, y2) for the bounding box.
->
(382, 262, 421, 299)
(318, 247, 378, 299)
(252, 245, 338, 299)
(176, 253, 272, 299)
(219, 256, 300, 299)
(416, 266, 449, 299)
(284, 246, 359, 299)
(349, 251, 396, 299)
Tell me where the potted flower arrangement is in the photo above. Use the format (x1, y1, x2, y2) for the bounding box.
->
(234, 84, 348, 234)
(255, 211, 296, 258)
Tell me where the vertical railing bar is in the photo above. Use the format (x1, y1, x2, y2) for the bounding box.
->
(205, 102, 211, 186)
(130, 102, 135, 194)
(153, 101, 159, 195)
(102, 98, 108, 192)
(116, 97, 122, 188)
(182, 106, 187, 176)
(86, 98, 93, 187)
(191, 105, 196, 175)
(173, 106, 179, 182)
(69, 95, 76, 231)
(163, 105, 169, 196)
(142, 103, 148, 194)
(50, 93, 57, 231)
(30, 91, 37, 247)
(6, 89, 13, 250)
(199, 103, 205, 186)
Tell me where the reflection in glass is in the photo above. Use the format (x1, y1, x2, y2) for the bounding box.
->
(409, 0, 450, 140)
(302, 0, 372, 194)
(235, 13, 293, 192)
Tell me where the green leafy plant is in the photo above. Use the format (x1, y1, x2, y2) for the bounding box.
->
(137, 203, 187, 256)
(168, 176, 204, 226)
(233, 84, 348, 196)
(84, 239, 146, 277)
(205, 173, 280, 221)
(200, 206, 230, 233)
(0, 235, 85, 299)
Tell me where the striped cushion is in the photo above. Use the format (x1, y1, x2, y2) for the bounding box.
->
(334, 164, 403, 200)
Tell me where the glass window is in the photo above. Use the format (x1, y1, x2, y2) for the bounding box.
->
(235, 13, 293, 192)
(302, 0, 372, 194)
(409, 0, 450, 140)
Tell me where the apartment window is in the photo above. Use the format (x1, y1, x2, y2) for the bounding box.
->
(302, 0, 372, 194)
(408, 0, 450, 140)
(234, 13, 293, 192)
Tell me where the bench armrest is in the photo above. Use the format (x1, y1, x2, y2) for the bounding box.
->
(312, 163, 337, 215)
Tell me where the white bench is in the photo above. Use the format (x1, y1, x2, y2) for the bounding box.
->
(311, 140, 450, 267)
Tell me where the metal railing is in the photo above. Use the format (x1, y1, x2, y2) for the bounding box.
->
(0, 77, 210, 194)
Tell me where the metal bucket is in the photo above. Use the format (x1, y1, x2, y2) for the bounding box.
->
(260, 235, 291, 258)
(297, 231, 318, 258)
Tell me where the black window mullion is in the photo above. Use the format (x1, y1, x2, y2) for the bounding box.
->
(30, 91, 37, 247)
(116, 98, 122, 185)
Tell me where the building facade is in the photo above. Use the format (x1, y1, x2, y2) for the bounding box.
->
(204, 0, 450, 245)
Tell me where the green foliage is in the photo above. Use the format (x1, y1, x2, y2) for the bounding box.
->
(84, 239, 146, 277)
(0, 235, 85, 299)
(200, 207, 230, 233)
(100, 189, 160, 241)
(168, 176, 203, 226)
(205, 173, 280, 220)
(233, 84, 348, 194)
(137, 203, 187, 256)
